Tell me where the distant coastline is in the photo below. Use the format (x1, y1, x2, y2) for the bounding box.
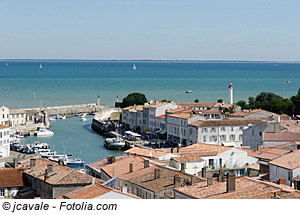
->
(1, 59, 300, 63)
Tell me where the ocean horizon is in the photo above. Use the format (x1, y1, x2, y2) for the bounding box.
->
(1, 61, 300, 109)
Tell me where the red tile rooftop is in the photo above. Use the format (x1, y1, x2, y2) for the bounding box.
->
(175, 177, 300, 199)
(269, 150, 300, 170)
(263, 133, 300, 141)
(0, 169, 24, 188)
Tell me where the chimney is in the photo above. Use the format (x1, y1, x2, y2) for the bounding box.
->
(177, 147, 180, 153)
(144, 160, 150, 168)
(174, 174, 181, 188)
(207, 176, 213, 186)
(226, 172, 236, 193)
(218, 169, 225, 182)
(111, 156, 116, 163)
(201, 167, 207, 179)
(180, 163, 185, 172)
(30, 158, 36, 168)
(154, 168, 160, 179)
(47, 164, 54, 173)
(171, 147, 174, 153)
(13, 158, 18, 169)
(129, 163, 133, 173)
(257, 144, 261, 152)
(44, 169, 49, 181)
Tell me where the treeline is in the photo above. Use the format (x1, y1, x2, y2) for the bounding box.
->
(236, 89, 300, 116)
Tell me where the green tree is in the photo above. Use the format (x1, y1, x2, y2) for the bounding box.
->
(121, 92, 148, 108)
(291, 88, 300, 115)
(255, 92, 282, 103)
(248, 96, 255, 105)
(236, 100, 247, 109)
(194, 98, 199, 103)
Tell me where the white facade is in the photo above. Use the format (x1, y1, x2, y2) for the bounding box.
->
(189, 123, 251, 147)
(9, 110, 27, 127)
(243, 121, 280, 149)
(170, 148, 258, 175)
(167, 114, 204, 145)
(0, 126, 10, 157)
(0, 106, 9, 127)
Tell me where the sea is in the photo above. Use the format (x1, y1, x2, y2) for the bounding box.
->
(1, 61, 300, 164)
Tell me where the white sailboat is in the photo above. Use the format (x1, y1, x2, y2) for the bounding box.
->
(5, 63, 8, 66)
(39, 64, 43, 69)
(133, 64, 136, 71)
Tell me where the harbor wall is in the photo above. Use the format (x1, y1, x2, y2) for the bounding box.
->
(30, 103, 110, 116)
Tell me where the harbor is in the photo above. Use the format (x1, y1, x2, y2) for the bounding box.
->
(16, 114, 122, 165)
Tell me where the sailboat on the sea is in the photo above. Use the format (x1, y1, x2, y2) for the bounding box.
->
(39, 64, 43, 69)
(5, 63, 8, 66)
(133, 64, 136, 71)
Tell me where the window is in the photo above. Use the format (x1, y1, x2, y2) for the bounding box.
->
(239, 126, 243, 130)
(220, 135, 226, 141)
(210, 135, 217, 142)
(288, 171, 292, 181)
(209, 159, 214, 167)
(211, 127, 216, 132)
(143, 113, 148, 118)
(143, 119, 146, 124)
(252, 130, 254, 136)
(183, 129, 186, 137)
(230, 135, 235, 141)
(221, 127, 226, 131)
(202, 128, 208, 133)
(0, 188, 4, 197)
(231, 127, 234, 131)
(203, 136, 207, 142)
(219, 158, 222, 167)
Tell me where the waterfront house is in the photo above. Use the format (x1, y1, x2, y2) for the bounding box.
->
(20, 158, 95, 199)
(57, 182, 139, 199)
(169, 143, 258, 176)
(188, 119, 262, 147)
(0, 169, 24, 199)
(0, 124, 10, 157)
(0, 105, 10, 127)
(122, 105, 144, 130)
(9, 109, 27, 127)
(269, 150, 300, 186)
(174, 173, 300, 199)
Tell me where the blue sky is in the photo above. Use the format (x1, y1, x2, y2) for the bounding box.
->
(0, 0, 299, 60)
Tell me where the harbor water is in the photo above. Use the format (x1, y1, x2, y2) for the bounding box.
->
(20, 115, 122, 165)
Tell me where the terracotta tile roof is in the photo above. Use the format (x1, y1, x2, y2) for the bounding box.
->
(156, 114, 166, 119)
(275, 141, 300, 149)
(122, 105, 143, 112)
(165, 107, 187, 114)
(120, 165, 205, 193)
(241, 147, 290, 161)
(263, 133, 300, 141)
(280, 120, 300, 133)
(57, 183, 112, 199)
(20, 159, 93, 185)
(124, 147, 169, 159)
(0, 125, 9, 129)
(10, 109, 27, 114)
(199, 109, 224, 114)
(178, 143, 232, 155)
(100, 155, 151, 178)
(177, 103, 218, 108)
(172, 154, 204, 162)
(86, 156, 128, 169)
(189, 119, 262, 127)
(269, 150, 300, 170)
(0, 169, 24, 188)
(168, 113, 195, 119)
(145, 102, 169, 108)
(175, 177, 300, 199)
(247, 163, 260, 170)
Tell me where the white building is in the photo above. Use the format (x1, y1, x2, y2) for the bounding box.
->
(167, 112, 204, 146)
(188, 119, 262, 147)
(122, 105, 143, 130)
(9, 109, 27, 127)
(0, 106, 9, 127)
(269, 150, 300, 186)
(0, 125, 10, 157)
(169, 143, 258, 175)
(143, 101, 178, 132)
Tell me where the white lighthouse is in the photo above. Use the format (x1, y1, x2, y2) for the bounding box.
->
(97, 95, 100, 106)
(228, 83, 233, 104)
